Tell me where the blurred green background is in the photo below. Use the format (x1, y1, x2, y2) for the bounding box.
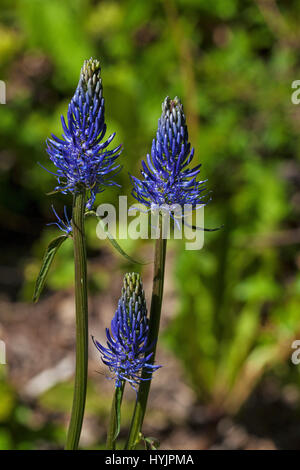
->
(1, 0, 300, 450)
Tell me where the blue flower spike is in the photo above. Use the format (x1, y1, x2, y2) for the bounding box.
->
(46, 58, 122, 209)
(131, 96, 208, 220)
(93, 273, 161, 390)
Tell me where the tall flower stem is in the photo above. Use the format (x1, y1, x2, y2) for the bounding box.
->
(65, 190, 88, 450)
(106, 382, 125, 450)
(125, 217, 167, 449)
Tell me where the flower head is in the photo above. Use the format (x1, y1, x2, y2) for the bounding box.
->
(92, 273, 161, 389)
(46, 58, 122, 209)
(131, 96, 207, 216)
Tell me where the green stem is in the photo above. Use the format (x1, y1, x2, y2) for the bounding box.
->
(65, 191, 88, 450)
(106, 382, 125, 450)
(125, 218, 167, 449)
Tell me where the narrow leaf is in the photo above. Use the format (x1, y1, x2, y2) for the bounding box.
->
(113, 385, 124, 442)
(85, 211, 147, 265)
(33, 235, 68, 303)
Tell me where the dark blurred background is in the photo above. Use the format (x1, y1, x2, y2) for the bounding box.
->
(1, 0, 300, 450)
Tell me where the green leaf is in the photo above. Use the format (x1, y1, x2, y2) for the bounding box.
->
(33, 235, 68, 303)
(85, 211, 147, 265)
(113, 385, 123, 442)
